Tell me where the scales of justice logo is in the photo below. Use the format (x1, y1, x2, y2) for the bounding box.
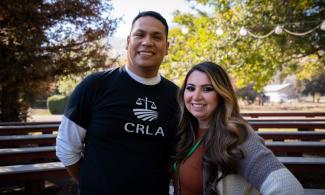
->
(133, 97, 158, 122)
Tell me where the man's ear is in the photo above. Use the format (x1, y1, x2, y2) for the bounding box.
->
(126, 35, 130, 50)
(165, 41, 170, 55)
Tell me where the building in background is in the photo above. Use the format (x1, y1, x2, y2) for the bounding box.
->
(263, 83, 297, 103)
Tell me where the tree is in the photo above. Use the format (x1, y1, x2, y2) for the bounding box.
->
(162, 0, 325, 90)
(302, 73, 325, 102)
(0, 0, 119, 121)
(236, 84, 259, 105)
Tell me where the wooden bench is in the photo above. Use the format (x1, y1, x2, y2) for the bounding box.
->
(1, 138, 324, 163)
(0, 146, 57, 165)
(0, 134, 56, 148)
(2, 131, 324, 149)
(1, 132, 324, 150)
(0, 127, 67, 194)
(0, 141, 65, 194)
(0, 162, 68, 195)
(0, 121, 60, 126)
(4, 139, 322, 158)
(0, 119, 324, 193)
(278, 156, 325, 194)
(266, 141, 325, 155)
(242, 112, 325, 118)
(0, 121, 60, 148)
(0, 124, 59, 135)
(258, 131, 325, 141)
(248, 121, 325, 131)
(2, 120, 324, 136)
(247, 118, 325, 122)
(304, 188, 325, 195)
(278, 156, 325, 173)
(2, 141, 324, 164)
(1, 117, 323, 135)
(1, 158, 324, 195)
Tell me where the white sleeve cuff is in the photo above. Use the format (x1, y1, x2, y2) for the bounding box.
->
(260, 168, 304, 195)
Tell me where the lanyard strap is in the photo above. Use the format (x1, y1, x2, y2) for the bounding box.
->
(186, 139, 202, 158)
(173, 139, 202, 174)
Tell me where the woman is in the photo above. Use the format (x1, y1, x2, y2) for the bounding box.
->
(173, 61, 303, 195)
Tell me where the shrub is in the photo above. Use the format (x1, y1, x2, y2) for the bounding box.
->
(47, 95, 69, 114)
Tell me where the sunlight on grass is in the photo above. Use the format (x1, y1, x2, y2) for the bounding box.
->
(258, 128, 297, 132)
(30, 109, 51, 116)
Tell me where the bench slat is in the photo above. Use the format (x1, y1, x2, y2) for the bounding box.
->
(0, 162, 64, 175)
(304, 188, 325, 195)
(1, 120, 325, 136)
(0, 121, 60, 126)
(278, 156, 325, 164)
(0, 134, 56, 148)
(278, 156, 325, 174)
(0, 146, 55, 154)
(0, 134, 56, 141)
(0, 124, 59, 135)
(1, 156, 323, 176)
(0, 162, 68, 183)
(0, 146, 56, 163)
(266, 141, 325, 154)
(250, 121, 325, 130)
(258, 131, 325, 140)
(242, 112, 325, 118)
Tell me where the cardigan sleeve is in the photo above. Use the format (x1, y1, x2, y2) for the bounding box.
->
(237, 131, 304, 195)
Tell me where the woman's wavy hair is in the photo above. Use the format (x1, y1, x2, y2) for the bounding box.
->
(174, 61, 251, 193)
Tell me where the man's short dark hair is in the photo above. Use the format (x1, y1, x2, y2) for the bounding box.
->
(131, 11, 169, 37)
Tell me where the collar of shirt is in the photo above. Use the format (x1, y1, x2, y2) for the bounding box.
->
(125, 65, 161, 85)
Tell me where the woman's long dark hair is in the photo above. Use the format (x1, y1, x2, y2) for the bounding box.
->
(174, 61, 251, 194)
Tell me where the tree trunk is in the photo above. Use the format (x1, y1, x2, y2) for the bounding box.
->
(0, 85, 28, 122)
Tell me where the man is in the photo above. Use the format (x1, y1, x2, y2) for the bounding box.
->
(56, 11, 178, 194)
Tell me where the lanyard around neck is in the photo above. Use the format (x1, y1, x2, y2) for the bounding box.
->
(185, 139, 202, 159)
(173, 139, 202, 174)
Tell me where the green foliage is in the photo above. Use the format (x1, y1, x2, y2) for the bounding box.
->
(302, 73, 325, 96)
(163, 0, 325, 90)
(236, 84, 259, 104)
(0, 0, 119, 121)
(57, 75, 82, 96)
(47, 95, 69, 115)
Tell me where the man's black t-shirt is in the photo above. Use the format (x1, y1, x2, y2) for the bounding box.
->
(64, 67, 178, 195)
